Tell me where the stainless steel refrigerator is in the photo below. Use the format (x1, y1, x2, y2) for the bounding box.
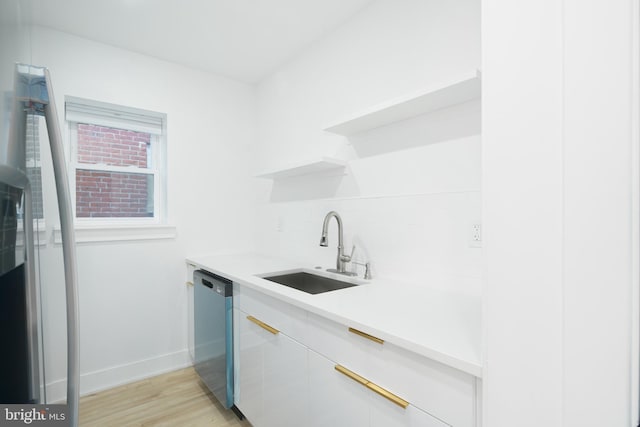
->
(0, 63, 81, 425)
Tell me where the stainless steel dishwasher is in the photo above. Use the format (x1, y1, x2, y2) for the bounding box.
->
(193, 270, 234, 409)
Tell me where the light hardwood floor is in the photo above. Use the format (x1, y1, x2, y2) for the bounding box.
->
(79, 367, 251, 427)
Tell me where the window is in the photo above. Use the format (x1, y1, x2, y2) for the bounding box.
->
(65, 97, 166, 224)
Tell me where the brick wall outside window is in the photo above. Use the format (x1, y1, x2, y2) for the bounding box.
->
(76, 124, 153, 218)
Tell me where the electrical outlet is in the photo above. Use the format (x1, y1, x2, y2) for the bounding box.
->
(276, 216, 284, 232)
(469, 223, 482, 248)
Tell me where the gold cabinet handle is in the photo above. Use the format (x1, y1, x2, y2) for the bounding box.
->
(348, 327, 384, 344)
(365, 382, 409, 409)
(185, 281, 194, 286)
(334, 364, 368, 386)
(246, 315, 279, 335)
(334, 364, 409, 409)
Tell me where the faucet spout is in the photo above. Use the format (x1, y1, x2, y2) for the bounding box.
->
(320, 211, 343, 247)
(319, 211, 354, 275)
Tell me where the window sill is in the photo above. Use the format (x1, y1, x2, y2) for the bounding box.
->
(53, 224, 177, 244)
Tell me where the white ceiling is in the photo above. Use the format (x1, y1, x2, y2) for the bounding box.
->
(28, 0, 374, 84)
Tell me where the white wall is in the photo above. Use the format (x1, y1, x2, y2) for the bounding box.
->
(254, 0, 482, 294)
(483, 0, 637, 426)
(30, 27, 256, 401)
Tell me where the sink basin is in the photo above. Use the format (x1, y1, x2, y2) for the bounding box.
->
(262, 271, 359, 295)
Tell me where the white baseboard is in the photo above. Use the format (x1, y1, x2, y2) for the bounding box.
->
(46, 349, 192, 403)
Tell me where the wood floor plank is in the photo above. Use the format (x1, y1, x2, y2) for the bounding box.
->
(79, 367, 251, 427)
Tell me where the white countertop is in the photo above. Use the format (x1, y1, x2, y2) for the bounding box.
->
(186, 252, 482, 377)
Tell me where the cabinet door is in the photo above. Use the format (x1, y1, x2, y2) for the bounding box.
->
(237, 310, 266, 425)
(369, 395, 448, 427)
(237, 310, 308, 427)
(262, 332, 307, 427)
(308, 350, 369, 427)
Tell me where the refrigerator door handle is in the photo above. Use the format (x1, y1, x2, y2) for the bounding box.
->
(42, 69, 80, 427)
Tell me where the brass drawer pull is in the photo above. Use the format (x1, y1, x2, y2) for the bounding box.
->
(348, 327, 384, 344)
(246, 315, 279, 335)
(334, 364, 409, 409)
(334, 364, 368, 386)
(365, 382, 409, 409)
(185, 281, 194, 287)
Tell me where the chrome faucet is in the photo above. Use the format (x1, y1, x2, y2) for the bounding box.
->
(320, 211, 356, 276)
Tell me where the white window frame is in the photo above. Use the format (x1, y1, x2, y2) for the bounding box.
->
(65, 97, 167, 226)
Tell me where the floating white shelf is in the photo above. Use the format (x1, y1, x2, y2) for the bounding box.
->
(255, 157, 347, 179)
(324, 70, 481, 136)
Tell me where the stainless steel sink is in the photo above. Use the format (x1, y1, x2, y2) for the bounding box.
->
(262, 271, 359, 295)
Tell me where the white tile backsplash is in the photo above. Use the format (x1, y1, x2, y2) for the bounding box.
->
(255, 189, 482, 296)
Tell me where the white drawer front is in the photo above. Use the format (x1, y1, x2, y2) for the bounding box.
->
(369, 343, 475, 427)
(370, 397, 450, 427)
(308, 350, 370, 427)
(235, 285, 307, 343)
(305, 311, 374, 373)
(306, 312, 476, 427)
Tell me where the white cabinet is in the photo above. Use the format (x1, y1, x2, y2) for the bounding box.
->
(236, 308, 307, 427)
(308, 349, 449, 427)
(308, 350, 369, 427)
(370, 398, 448, 427)
(237, 309, 264, 423)
(262, 332, 307, 427)
(368, 341, 476, 427)
(234, 284, 478, 427)
(305, 312, 476, 426)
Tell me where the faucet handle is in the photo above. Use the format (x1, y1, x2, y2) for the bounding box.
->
(352, 260, 372, 280)
(341, 245, 355, 262)
(363, 262, 372, 280)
